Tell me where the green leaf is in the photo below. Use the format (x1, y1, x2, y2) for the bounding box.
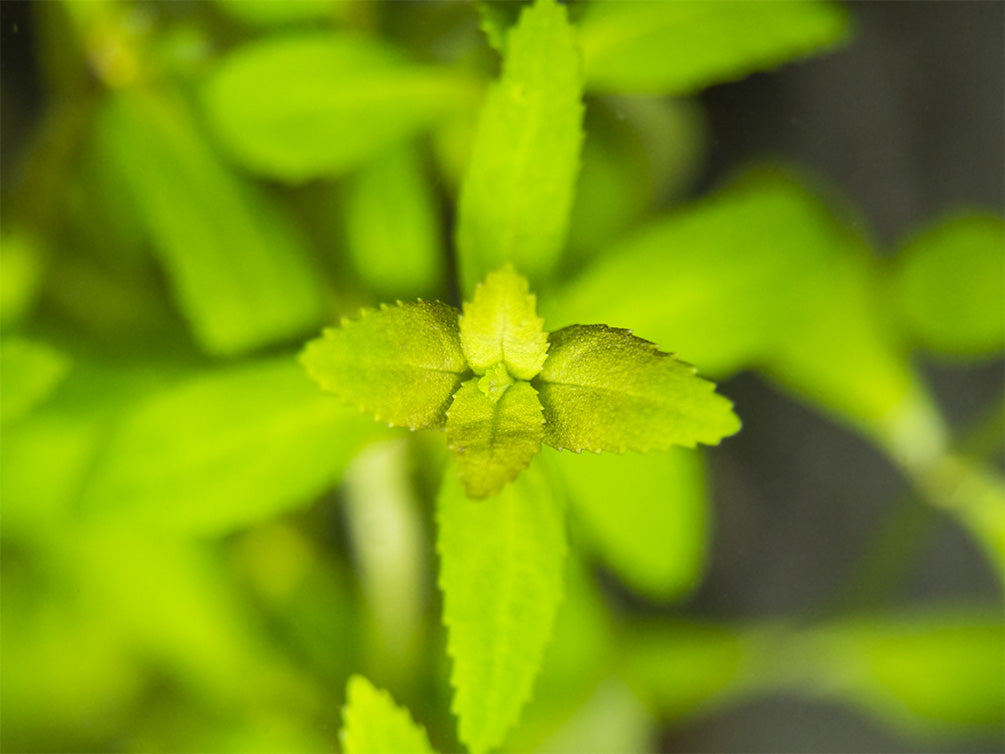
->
(300, 301, 468, 429)
(476, 1, 530, 53)
(459, 265, 549, 379)
(0, 230, 44, 329)
(211, 0, 342, 27)
(536, 325, 740, 453)
(339, 675, 436, 754)
(455, 0, 585, 293)
(96, 90, 325, 356)
(80, 356, 378, 534)
(579, 0, 849, 94)
(445, 378, 544, 499)
(551, 446, 708, 600)
(438, 462, 566, 753)
(891, 214, 1005, 358)
(344, 143, 444, 298)
(202, 32, 475, 182)
(0, 338, 71, 425)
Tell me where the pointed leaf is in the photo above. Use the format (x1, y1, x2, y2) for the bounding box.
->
(203, 32, 475, 182)
(456, 0, 585, 293)
(459, 265, 549, 379)
(579, 0, 849, 94)
(446, 378, 544, 499)
(536, 325, 740, 453)
(438, 463, 566, 753)
(300, 301, 468, 429)
(340, 675, 436, 754)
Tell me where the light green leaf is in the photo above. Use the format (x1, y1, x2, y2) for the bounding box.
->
(0, 230, 44, 329)
(438, 462, 566, 753)
(459, 265, 549, 379)
(339, 675, 436, 754)
(211, 0, 342, 27)
(301, 301, 468, 429)
(551, 446, 708, 600)
(344, 142, 444, 298)
(579, 0, 849, 94)
(446, 378, 544, 499)
(96, 89, 325, 356)
(456, 0, 584, 293)
(80, 356, 378, 534)
(203, 32, 475, 182)
(0, 338, 71, 425)
(536, 325, 740, 453)
(476, 1, 529, 53)
(891, 214, 1005, 358)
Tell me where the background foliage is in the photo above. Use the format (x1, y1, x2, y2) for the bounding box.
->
(1, 1, 1002, 752)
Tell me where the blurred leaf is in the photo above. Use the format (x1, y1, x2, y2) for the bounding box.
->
(0, 338, 71, 425)
(456, 0, 584, 294)
(476, 0, 530, 52)
(0, 230, 44, 329)
(340, 675, 437, 754)
(203, 32, 475, 182)
(96, 89, 325, 356)
(445, 378, 544, 499)
(344, 142, 444, 298)
(438, 462, 566, 754)
(212, 0, 343, 27)
(80, 355, 378, 534)
(536, 325, 740, 453)
(813, 609, 1005, 737)
(532, 679, 652, 754)
(552, 447, 708, 601)
(300, 301, 468, 429)
(460, 265, 549, 380)
(891, 213, 1005, 358)
(579, 0, 849, 94)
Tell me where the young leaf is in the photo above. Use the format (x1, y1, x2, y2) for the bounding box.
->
(300, 301, 468, 429)
(579, 0, 849, 94)
(203, 32, 474, 182)
(445, 378, 544, 499)
(536, 325, 740, 453)
(340, 675, 436, 754)
(455, 0, 585, 293)
(96, 90, 325, 356)
(459, 265, 549, 379)
(438, 463, 566, 753)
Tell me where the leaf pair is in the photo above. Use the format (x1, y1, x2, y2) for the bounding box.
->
(301, 266, 739, 499)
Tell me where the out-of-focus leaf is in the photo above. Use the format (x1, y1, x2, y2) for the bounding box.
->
(0, 230, 43, 329)
(476, 1, 530, 52)
(80, 355, 378, 534)
(579, 0, 849, 94)
(460, 265, 549, 380)
(456, 0, 584, 294)
(552, 446, 708, 600)
(344, 143, 444, 298)
(438, 462, 566, 754)
(891, 214, 1005, 358)
(532, 679, 652, 754)
(212, 0, 342, 27)
(203, 32, 475, 182)
(813, 609, 1005, 738)
(536, 325, 740, 453)
(96, 89, 325, 356)
(300, 301, 468, 429)
(0, 338, 71, 425)
(445, 378, 544, 499)
(339, 675, 437, 754)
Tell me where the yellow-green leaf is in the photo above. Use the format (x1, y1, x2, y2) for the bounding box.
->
(459, 265, 549, 379)
(438, 463, 566, 753)
(445, 378, 544, 499)
(339, 675, 436, 754)
(536, 325, 740, 453)
(300, 301, 468, 429)
(456, 0, 584, 293)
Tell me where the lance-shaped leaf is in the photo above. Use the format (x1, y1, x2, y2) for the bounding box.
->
(446, 377, 544, 499)
(340, 675, 436, 754)
(300, 301, 468, 429)
(459, 265, 549, 380)
(438, 463, 566, 754)
(456, 0, 585, 294)
(535, 325, 740, 453)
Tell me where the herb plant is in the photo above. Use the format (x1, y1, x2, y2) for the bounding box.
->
(2, 1, 1002, 753)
